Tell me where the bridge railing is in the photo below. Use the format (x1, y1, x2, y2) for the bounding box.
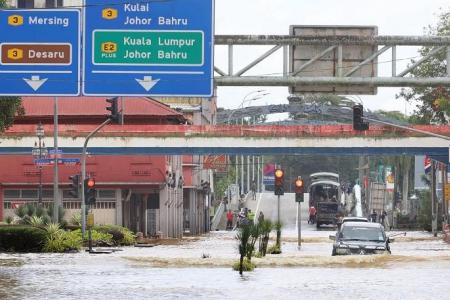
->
(6, 124, 450, 138)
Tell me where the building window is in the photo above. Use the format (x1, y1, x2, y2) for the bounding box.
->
(22, 190, 38, 198)
(4, 190, 20, 198)
(98, 190, 115, 199)
(45, 0, 63, 7)
(42, 189, 54, 198)
(62, 190, 80, 200)
(18, 0, 34, 8)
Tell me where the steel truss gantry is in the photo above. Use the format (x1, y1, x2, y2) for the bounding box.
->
(214, 35, 450, 87)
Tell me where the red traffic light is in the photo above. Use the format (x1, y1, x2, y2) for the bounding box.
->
(86, 178, 95, 188)
(295, 179, 304, 188)
(275, 169, 284, 179)
(274, 169, 284, 196)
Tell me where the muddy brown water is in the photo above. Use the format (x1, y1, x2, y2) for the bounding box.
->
(1, 231, 449, 299)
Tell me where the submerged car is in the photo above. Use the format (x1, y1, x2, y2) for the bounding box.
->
(330, 221, 392, 256)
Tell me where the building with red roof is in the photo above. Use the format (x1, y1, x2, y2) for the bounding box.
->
(0, 97, 209, 237)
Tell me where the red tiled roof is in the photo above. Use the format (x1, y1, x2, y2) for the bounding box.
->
(20, 96, 183, 118)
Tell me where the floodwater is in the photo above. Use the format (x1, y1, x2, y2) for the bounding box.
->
(1, 228, 450, 300)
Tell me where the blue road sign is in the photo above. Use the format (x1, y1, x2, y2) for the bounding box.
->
(34, 158, 80, 165)
(83, 0, 214, 97)
(0, 9, 80, 96)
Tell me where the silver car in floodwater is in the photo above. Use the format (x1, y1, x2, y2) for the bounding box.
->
(330, 221, 393, 256)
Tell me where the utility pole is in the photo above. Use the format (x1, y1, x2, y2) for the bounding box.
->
(297, 200, 301, 248)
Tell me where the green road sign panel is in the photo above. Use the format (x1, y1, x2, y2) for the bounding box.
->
(93, 30, 204, 66)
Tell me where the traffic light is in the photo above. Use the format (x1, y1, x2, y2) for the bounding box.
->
(68, 174, 80, 198)
(274, 168, 284, 196)
(106, 97, 121, 124)
(294, 177, 304, 202)
(353, 104, 369, 131)
(84, 178, 96, 206)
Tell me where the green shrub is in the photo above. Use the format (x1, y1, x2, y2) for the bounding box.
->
(25, 204, 36, 217)
(70, 229, 114, 246)
(14, 204, 52, 226)
(232, 258, 255, 272)
(70, 212, 81, 227)
(29, 216, 45, 227)
(0, 226, 46, 252)
(35, 206, 46, 218)
(42, 224, 82, 253)
(5, 216, 13, 225)
(15, 205, 28, 219)
(94, 225, 136, 245)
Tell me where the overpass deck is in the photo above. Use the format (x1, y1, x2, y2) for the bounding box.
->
(1, 124, 449, 159)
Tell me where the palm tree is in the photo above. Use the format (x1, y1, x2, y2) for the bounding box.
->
(236, 224, 251, 275)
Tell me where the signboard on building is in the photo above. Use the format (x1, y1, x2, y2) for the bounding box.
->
(444, 184, 450, 201)
(83, 0, 214, 97)
(203, 155, 227, 172)
(34, 158, 80, 166)
(385, 166, 395, 191)
(263, 163, 275, 186)
(0, 9, 80, 95)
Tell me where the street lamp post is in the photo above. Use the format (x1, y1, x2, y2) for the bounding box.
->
(227, 90, 270, 195)
(32, 123, 48, 206)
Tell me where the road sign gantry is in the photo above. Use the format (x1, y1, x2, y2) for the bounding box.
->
(0, 9, 80, 96)
(83, 0, 214, 97)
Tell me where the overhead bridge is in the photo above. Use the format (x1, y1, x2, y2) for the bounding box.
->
(1, 124, 449, 161)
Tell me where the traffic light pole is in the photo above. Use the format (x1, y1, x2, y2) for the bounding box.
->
(297, 201, 301, 248)
(364, 116, 450, 141)
(81, 119, 111, 238)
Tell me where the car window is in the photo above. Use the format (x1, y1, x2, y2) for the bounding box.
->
(340, 226, 384, 241)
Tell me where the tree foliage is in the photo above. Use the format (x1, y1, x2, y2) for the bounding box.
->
(397, 10, 450, 124)
(0, 97, 24, 132)
(0, 0, 23, 131)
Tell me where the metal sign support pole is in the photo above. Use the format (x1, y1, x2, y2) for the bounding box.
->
(53, 96, 59, 223)
(81, 119, 111, 237)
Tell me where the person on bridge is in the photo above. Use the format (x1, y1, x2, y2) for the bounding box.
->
(251, 180, 257, 201)
(308, 206, 317, 224)
(226, 210, 234, 230)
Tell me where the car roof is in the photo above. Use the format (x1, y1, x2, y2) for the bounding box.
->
(310, 180, 340, 187)
(342, 221, 383, 228)
(342, 217, 368, 222)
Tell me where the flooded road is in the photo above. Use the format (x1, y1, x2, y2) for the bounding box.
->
(1, 228, 450, 299)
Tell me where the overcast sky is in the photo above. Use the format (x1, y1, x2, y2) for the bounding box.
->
(214, 0, 449, 116)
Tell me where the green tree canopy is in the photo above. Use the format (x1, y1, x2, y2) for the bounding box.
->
(397, 10, 450, 124)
